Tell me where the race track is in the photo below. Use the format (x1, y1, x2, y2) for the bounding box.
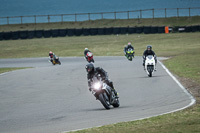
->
(0, 57, 195, 133)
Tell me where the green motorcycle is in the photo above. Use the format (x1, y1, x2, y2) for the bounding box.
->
(125, 48, 135, 61)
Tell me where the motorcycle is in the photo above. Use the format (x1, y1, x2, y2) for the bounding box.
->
(52, 57, 61, 65)
(90, 75, 119, 110)
(144, 55, 156, 77)
(86, 52, 94, 63)
(125, 48, 134, 61)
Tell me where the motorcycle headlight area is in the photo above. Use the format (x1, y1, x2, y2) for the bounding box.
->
(94, 82, 101, 90)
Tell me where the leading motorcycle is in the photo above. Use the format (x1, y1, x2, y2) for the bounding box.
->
(85, 52, 95, 63)
(144, 55, 156, 77)
(89, 75, 119, 109)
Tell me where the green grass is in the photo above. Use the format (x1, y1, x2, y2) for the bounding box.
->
(69, 105, 200, 133)
(0, 16, 200, 32)
(0, 67, 30, 74)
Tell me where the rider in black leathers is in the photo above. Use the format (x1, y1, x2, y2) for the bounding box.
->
(85, 63, 118, 96)
(124, 42, 134, 56)
(143, 45, 157, 69)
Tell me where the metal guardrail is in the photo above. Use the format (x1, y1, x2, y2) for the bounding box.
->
(0, 7, 200, 25)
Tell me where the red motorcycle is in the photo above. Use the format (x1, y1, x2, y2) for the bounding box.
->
(86, 52, 94, 63)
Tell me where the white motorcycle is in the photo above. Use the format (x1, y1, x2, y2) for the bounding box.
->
(144, 55, 156, 77)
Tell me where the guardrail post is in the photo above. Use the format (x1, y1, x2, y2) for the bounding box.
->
(7, 17, 9, 25)
(48, 15, 50, 23)
(165, 8, 167, 18)
(177, 8, 179, 17)
(114, 12, 116, 19)
(152, 8, 154, 19)
(75, 14, 77, 22)
(88, 13, 90, 21)
(189, 8, 191, 17)
(127, 11, 130, 19)
(101, 13, 103, 19)
(61, 14, 63, 23)
(140, 10, 142, 18)
(34, 15, 36, 24)
(20, 16, 23, 24)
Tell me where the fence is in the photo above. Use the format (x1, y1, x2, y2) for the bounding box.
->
(0, 7, 200, 25)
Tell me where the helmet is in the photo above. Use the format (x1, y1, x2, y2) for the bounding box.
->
(85, 48, 88, 50)
(85, 63, 94, 73)
(128, 42, 131, 46)
(147, 45, 152, 51)
(49, 51, 53, 54)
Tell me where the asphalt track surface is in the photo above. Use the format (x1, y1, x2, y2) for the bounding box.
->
(0, 57, 195, 133)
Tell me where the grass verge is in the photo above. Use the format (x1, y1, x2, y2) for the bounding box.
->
(0, 67, 30, 74)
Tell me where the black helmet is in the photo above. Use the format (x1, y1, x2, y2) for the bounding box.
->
(147, 45, 152, 51)
(85, 63, 94, 73)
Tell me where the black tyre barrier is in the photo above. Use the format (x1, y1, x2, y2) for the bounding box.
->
(19, 31, 28, 39)
(185, 26, 192, 32)
(143, 26, 151, 34)
(43, 30, 52, 38)
(90, 28, 98, 35)
(105, 27, 113, 35)
(51, 29, 59, 37)
(120, 27, 128, 34)
(83, 28, 90, 36)
(3, 32, 12, 40)
(151, 26, 158, 33)
(59, 29, 67, 37)
(128, 27, 136, 34)
(11, 31, 19, 40)
(68, 29, 75, 36)
(0, 32, 3, 40)
(136, 27, 143, 33)
(191, 25, 199, 32)
(158, 26, 165, 33)
(27, 31, 35, 39)
(75, 29, 83, 36)
(113, 27, 120, 34)
(177, 26, 186, 33)
(97, 28, 104, 35)
(35, 30, 43, 38)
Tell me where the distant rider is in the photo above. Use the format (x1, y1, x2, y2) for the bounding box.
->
(143, 45, 157, 70)
(124, 42, 135, 57)
(84, 48, 91, 60)
(85, 63, 118, 97)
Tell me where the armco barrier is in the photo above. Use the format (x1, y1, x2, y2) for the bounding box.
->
(43, 30, 52, 38)
(128, 27, 136, 34)
(27, 31, 35, 39)
(35, 30, 43, 38)
(59, 29, 67, 37)
(83, 28, 90, 36)
(158, 26, 165, 33)
(68, 29, 75, 36)
(74, 29, 82, 36)
(90, 28, 98, 35)
(51, 29, 59, 37)
(19, 31, 28, 39)
(151, 26, 158, 33)
(11, 31, 19, 40)
(143, 26, 151, 34)
(120, 27, 128, 34)
(97, 28, 104, 35)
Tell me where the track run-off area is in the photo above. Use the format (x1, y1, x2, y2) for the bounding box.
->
(0, 57, 195, 133)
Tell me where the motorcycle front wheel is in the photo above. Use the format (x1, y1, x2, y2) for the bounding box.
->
(99, 93, 110, 110)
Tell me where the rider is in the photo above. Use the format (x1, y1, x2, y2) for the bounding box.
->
(85, 63, 118, 97)
(143, 45, 157, 70)
(124, 42, 135, 57)
(84, 48, 91, 60)
(49, 51, 54, 62)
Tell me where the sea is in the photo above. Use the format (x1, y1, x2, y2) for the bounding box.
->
(0, 0, 200, 25)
